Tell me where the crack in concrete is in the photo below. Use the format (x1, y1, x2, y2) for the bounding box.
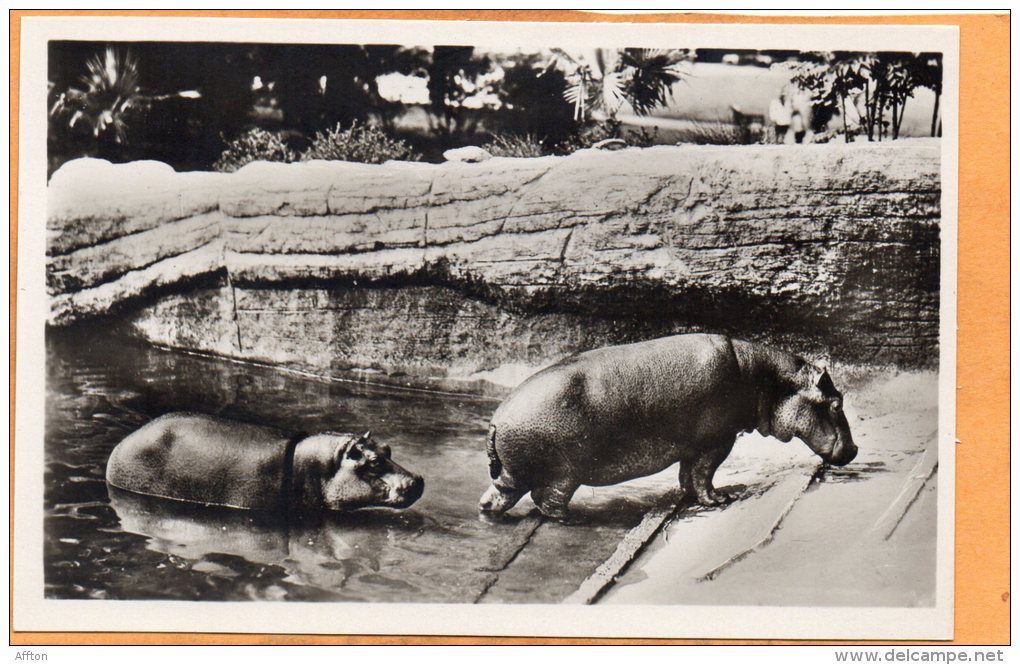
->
(559, 227, 576, 264)
(682, 173, 699, 209)
(882, 463, 937, 541)
(563, 489, 691, 605)
(697, 465, 822, 583)
(48, 211, 224, 259)
(222, 244, 244, 353)
(494, 163, 556, 236)
(636, 177, 673, 211)
(422, 174, 439, 251)
(472, 512, 545, 603)
(49, 230, 223, 295)
(323, 183, 335, 215)
(871, 442, 939, 541)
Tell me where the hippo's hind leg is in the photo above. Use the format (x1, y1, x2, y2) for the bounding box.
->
(530, 480, 578, 521)
(689, 441, 737, 507)
(477, 481, 526, 516)
(479, 426, 528, 515)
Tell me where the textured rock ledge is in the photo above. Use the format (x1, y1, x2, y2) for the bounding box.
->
(47, 141, 941, 391)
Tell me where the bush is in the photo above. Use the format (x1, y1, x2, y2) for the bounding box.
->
(554, 118, 661, 154)
(494, 57, 577, 147)
(623, 125, 661, 148)
(555, 119, 618, 154)
(673, 121, 762, 146)
(482, 132, 546, 158)
(301, 121, 421, 164)
(213, 128, 297, 173)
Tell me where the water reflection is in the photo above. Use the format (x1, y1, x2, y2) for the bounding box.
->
(109, 488, 434, 600)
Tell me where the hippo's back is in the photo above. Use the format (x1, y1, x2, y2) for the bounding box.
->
(495, 333, 738, 423)
(106, 413, 291, 510)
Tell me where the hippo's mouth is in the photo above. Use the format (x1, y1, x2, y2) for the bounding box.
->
(823, 440, 858, 466)
(385, 475, 424, 509)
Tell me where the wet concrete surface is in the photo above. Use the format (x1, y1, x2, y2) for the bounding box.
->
(604, 369, 939, 607)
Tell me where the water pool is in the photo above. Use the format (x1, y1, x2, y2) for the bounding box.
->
(44, 326, 668, 604)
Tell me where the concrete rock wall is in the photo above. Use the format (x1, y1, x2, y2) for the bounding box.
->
(47, 142, 941, 392)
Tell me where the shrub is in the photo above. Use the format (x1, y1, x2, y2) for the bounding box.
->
(554, 118, 659, 153)
(674, 120, 762, 146)
(623, 125, 662, 148)
(301, 121, 421, 164)
(483, 132, 546, 158)
(555, 118, 623, 154)
(213, 128, 297, 172)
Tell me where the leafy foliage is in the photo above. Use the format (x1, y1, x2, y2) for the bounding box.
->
(482, 132, 546, 158)
(619, 49, 691, 115)
(301, 121, 421, 163)
(674, 120, 763, 146)
(494, 54, 576, 147)
(555, 118, 660, 154)
(49, 48, 146, 156)
(908, 53, 943, 137)
(782, 51, 940, 142)
(426, 46, 494, 140)
(212, 128, 297, 172)
(556, 118, 625, 153)
(548, 48, 691, 121)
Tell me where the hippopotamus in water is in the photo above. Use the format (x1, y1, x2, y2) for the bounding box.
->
(106, 413, 424, 513)
(479, 333, 856, 520)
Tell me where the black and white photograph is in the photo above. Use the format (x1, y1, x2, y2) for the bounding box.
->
(14, 15, 958, 639)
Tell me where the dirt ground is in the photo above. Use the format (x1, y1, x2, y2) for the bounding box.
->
(602, 368, 940, 607)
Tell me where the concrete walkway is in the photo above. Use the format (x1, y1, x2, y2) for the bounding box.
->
(598, 369, 939, 607)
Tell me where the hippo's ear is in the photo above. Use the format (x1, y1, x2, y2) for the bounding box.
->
(333, 436, 359, 465)
(815, 367, 839, 396)
(795, 364, 828, 400)
(795, 363, 821, 385)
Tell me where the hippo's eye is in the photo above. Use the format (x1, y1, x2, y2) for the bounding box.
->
(357, 454, 387, 477)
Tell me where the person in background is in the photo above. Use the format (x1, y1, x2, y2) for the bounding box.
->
(790, 108, 807, 144)
(789, 87, 814, 143)
(768, 89, 792, 144)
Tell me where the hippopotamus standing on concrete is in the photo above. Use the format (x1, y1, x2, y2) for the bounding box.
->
(479, 333, 856, 520)
(107, 413, 424, 513)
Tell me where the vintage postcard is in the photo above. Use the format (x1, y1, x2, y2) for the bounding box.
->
(13, 14, 959, 640)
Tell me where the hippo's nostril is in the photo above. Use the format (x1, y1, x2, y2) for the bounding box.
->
(396, 476, 424, 507)
(410, 476, 424, 501)
(828, 444, 858, 466)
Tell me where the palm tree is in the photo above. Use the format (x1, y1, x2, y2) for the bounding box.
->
(548, 48, 691, 122)
(50, 48, 145, 152)
(909, 53, 942, 137)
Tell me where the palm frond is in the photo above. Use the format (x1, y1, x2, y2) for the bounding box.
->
(600, 71, 627, 116)
(551, 47, 691, 121)
(620, 48, 691, 115)
(54, 48, 144, 145)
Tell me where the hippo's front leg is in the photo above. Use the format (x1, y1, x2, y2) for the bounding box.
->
(689, 441, 737, 507)
(677, 458, 697, 503)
